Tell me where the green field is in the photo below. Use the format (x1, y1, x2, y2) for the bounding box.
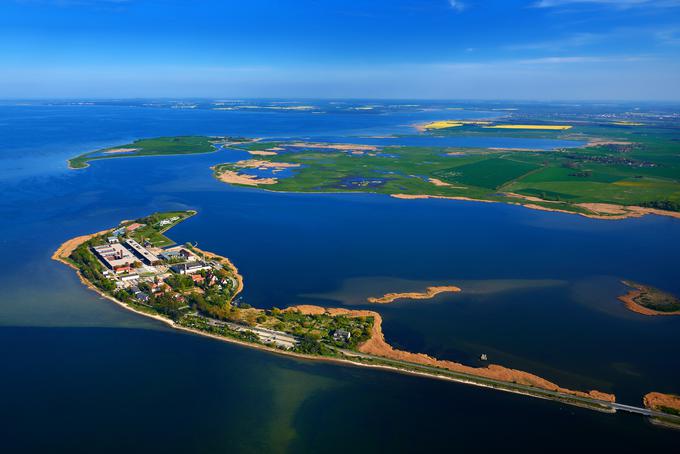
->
(67, 119, 680, 218)
(434, 158, 540, 189)
(68, 136, 220, 169)
(124, 210, 197, 247)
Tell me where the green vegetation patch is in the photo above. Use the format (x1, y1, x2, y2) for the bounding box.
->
(126, 210, 196, 247)
(435, 157, 540, 189)
(514, 188, 578, 201)
(629, 283, 680, 313)
(69, 136, 218, 169)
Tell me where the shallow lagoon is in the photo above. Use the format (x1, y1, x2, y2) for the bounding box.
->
(1, 103, 679, 451)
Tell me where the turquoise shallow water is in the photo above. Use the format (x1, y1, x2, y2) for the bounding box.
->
(1, 103, 679, 451)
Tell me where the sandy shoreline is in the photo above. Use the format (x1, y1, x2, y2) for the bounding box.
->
(391, 193, 680, 221)
(368, 285, 461, 304)
(212, 168, 277, 186)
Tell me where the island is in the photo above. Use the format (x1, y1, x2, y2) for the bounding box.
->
(67, 115, 680, 220)
(53, 210, 680, 428)
(367, 285, 462, 304)
(68, 136, 254, 169)
(617, 281, 680, 316)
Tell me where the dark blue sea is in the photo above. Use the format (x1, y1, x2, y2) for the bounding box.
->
(1, 103, 679, 452)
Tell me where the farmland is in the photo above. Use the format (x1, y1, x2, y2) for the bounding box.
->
(212, 120, 680, 217)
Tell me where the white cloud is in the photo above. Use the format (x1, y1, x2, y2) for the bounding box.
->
(534, 0, 680, 8)
(505, 32, 599, 51)
(517, 55, 647, 64)
(656, 28, 680, 45)
(448, 0, 465, 12)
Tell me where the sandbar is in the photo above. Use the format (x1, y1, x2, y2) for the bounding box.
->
(368, 285, 461, 304)
(247, 150, 278, 156)
(428, 178, 453, 187)
(234, 159, 300, 169)
(213, 169, 277, 186)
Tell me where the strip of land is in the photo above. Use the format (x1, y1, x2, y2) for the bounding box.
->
(68, 136, 256, 169)
(367, 285, 461, 304)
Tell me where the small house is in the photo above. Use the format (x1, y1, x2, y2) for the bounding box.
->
(332, 329, 351, 343)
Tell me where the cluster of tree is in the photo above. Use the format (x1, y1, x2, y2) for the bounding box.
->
(639, 200, 680, 212)
(186, 292, 239, 322)
(70, 243, 116, 292)
(181, 317, 261, 343)
(165, 274, 194, 292)
(568, 170, 592, 177)
(147, 292, 186, 319)
(294, 335, 335, 356)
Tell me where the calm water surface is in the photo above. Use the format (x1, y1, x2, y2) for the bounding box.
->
(1, 104, 678, 452)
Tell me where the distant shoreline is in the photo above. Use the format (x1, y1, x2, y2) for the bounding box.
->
(390, 194, 680, 221)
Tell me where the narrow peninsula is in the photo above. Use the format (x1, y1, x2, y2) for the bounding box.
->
(53, 210, 680, 428)
(68, 136, 255, 169)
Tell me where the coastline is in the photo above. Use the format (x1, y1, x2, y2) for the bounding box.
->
(390, 194, 680, 221)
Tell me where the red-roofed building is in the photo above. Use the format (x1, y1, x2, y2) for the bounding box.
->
(114, 265, 134, 274)
(126, 223, 145, 232)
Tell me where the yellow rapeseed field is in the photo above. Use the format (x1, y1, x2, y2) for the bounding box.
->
(483, 124, 572, 130)
(423, 120, 492, 129)
(612, 121, 644, 126)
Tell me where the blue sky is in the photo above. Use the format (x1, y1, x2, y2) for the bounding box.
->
(1, 0, 680, 99)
